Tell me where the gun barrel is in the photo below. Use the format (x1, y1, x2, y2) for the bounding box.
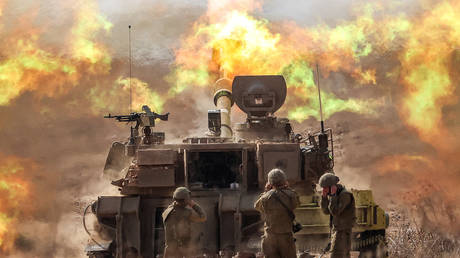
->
(104, 114, 138, 122)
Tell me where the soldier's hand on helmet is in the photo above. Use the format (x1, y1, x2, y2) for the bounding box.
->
(265, 183, 273, 191)
(330, 185, 337, 195)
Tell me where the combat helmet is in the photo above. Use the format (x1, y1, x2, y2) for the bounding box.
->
(268, 168, 287, 186)
(318, 173, 339, 187)
(173, 187, 191, 200)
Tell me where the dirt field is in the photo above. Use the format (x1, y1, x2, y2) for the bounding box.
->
(386, 208, 460, 258)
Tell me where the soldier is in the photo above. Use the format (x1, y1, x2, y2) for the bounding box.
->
(254, 168, 300, 258)
(162, 187, 207, 258)
(319, 173, 356, 258)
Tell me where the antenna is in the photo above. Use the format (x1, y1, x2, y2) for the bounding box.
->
(129, 25, 132, 114)
(316, 63, 325, 133)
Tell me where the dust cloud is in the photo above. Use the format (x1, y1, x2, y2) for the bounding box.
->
(0, 0, 459, 257)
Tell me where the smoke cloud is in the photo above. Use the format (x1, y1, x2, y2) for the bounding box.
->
(0, 0, 459, 257)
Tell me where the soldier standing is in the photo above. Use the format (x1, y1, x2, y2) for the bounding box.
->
(319, 173, 356, 258)
(254, 168, 300, 258)
(162, 187, 207, 258)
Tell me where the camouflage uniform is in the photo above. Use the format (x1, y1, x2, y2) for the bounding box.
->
(162, 188, 207, 258)
(254, 169, 300, 258)
(320, 183, 356, 258)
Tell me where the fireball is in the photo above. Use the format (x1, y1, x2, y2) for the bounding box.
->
(0, 154, 34, 253)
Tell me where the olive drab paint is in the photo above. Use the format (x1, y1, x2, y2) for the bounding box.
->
(85, 75, 389, 258)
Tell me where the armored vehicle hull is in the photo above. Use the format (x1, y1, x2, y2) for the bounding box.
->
(85, 76, 388, 258)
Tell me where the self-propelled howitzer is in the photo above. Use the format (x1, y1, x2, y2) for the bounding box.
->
(85, 75, 388, 258)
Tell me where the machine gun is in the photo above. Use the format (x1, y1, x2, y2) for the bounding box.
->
(105, 105, 169, 129)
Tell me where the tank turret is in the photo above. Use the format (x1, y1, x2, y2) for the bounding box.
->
(231, 75, 294, 142)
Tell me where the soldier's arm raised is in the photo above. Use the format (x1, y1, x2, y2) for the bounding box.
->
(254, 194, 264, 213)
(162, 204, 175, 222)
(320, 196, 330, 215)
(328, 192, 351, 216)
(190, 203, 207, 222)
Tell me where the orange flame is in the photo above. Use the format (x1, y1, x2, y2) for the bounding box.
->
(168, 0, 419, 121)
(0, 154, 35, 253)
(0, 0, 111, 106)
(0, 0, 113, 253)
(89, 76, 166, 114)
(398, 0, 460, 148)
(0, 0, 459, 251)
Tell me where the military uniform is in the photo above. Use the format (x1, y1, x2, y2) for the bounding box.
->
(162, 188, 207, 258)
(320, 184, 356, 258)
(255, 187, 300, 258)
